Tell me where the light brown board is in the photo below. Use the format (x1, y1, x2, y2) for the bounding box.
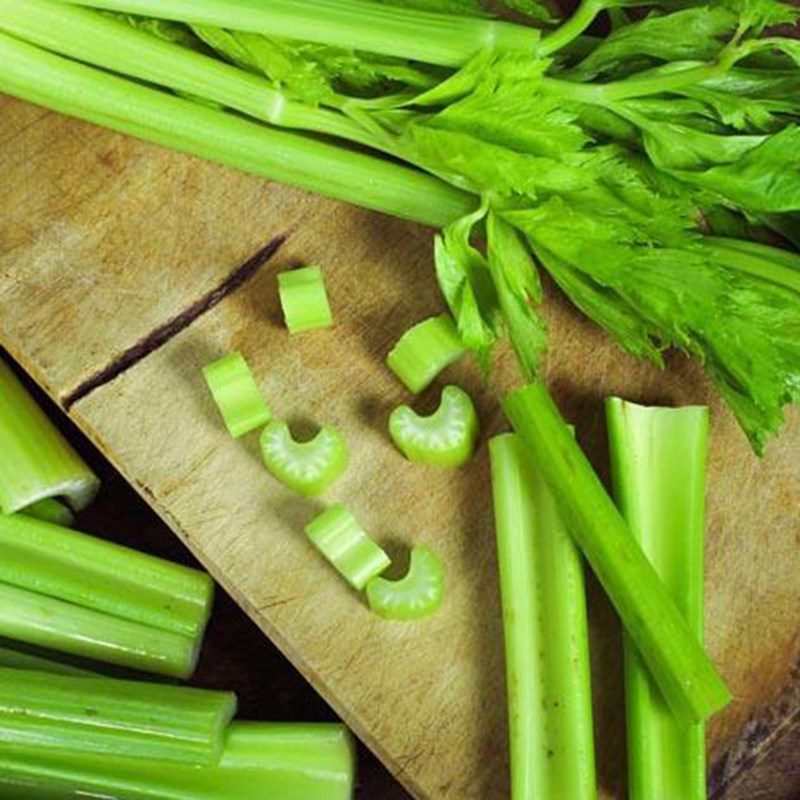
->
(2, 97, 800, 799)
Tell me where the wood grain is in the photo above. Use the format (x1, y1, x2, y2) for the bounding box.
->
(2, 96, 800, 799)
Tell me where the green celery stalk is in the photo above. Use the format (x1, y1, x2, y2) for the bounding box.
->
(22, 498, 75, 527)
(0, 581, 200, 678)
(62, 0, 541, 66)
(502, 384, 731, 725)
(0, 513, 213, 638)
(0, 722, 354, 800)
(0, 32, 473, 229)
(607, 399, 708, 800)
(489, 433, 596, 800)
(0, 357, 99, 515)
(0, 666, 236, 765)
(0, 643, 96, 677)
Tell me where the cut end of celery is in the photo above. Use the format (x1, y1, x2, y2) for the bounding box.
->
(278, 266, 333, 334)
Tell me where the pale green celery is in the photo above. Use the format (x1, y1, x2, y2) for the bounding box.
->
(489, 433, 596, 800)
(0, 513, 213, 638)
(0, 33, 473, 229)
(0, 357, 99, 515)
(537, 0, 603, 57)
(260, 421, 348, 497)
(0, 643, 96, 677)
(63, 0, 541, 66)
(503, 384, 731, 725)
(365, 546, 444, 621)
(203, 351, 271, 438)
(0, 722, 354, 800)
(0, 0, 389, 153)
(305, 505, 391, 590)
(22, 498, 74, 527)
(389, 385, 478, 468)
(278, 266, 334, 334)
(0, 666, 236, 765)
(607, 399, 708, 800)
(387, 315, 465, 394)
(0, 581, 200, 678)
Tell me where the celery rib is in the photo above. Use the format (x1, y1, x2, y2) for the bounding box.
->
(489, 433, 596, 800)
(607, 399, 708, 800)
(0, 513, 213, 638)
(0, 357, 99, 515)
(22, 498, 74, 527)
(503, 384, 731, 725)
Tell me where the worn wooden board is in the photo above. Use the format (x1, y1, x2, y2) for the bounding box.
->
(2, 95, 800, 799)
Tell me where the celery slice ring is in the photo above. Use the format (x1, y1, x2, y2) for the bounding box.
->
(389, 385, 478, 468)
(278, 266, 333, 334)
(260, 421, 348, 497)
(365, 546, 444, 621)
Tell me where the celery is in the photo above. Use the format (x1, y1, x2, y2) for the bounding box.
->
(0, 32, 473, 228)
(503, 384, 731, 725)
(305, 505, 391, 590)
(607, 399, 708, 800)
(260, 421, 348, 497)
(0, 513, 213, 638)
(278, 266, 334, 334)
(0, 722, 354, 800)
(22, 498, 74, 527)
(365, 546, 444, 621)
(489, 433, 596, 800)
(0, 357, 98, 515)
(389, 385, 478, 468)
(62, 0, 541, 67)
(0, 581, 200, 678)
(0, 643, 96, 677)
(386, 315, 466, 394)
(203, 351, 271, 438)
(0, 667, 236, 765)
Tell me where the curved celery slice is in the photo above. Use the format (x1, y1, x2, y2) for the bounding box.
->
(389, 385, 478, 468)
(0, 581, 200, 678)
(0, 513, 213, 638)
(305, 505, 390, 590)
(0, 666, 236, 766)
(0, 358, 99, 515)
(365, 546, 443, 621)
(202, 351, 270, 438)
(22, 498, 74, 527)
(260, 421, 347, 497)
(387, 315, 465, 394)
(278, 266, 333, 334)
(607, 399, 709, 800)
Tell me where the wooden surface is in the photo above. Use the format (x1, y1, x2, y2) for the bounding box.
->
(2, 96, 800, 799)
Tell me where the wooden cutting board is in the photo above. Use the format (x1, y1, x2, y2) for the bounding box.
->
(2, 96, 800, 799)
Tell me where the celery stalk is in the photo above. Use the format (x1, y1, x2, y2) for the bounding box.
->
(607, 399, 708, 800)
(0, 358, 99, 514)
(0, 513, 213, 638)
(0, 666, 236, 765)
(0, 722, 354, 800)
(489, 433, 596, 800)
(0, 32, 473, 228)
(22, 498, 74, 527)
(0, 643, 96, 677)
(62, 0, 541, 67)
(0, 581, 200, 678)
(502, 384, 731, 725)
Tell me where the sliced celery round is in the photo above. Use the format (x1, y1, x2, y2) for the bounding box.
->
(278, 266, 333, 334)
(365, 547, 444, 621)
(260, 421, 347, 497)
(389, 385, 479, 468)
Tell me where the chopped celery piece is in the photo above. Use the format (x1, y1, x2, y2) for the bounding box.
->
(489, 433, 596, 800)
(305, 505, 390, 590)
(0, 722, 355, 800)
(0, 513, 213, 638)
(607, 399, 708, 800)
(386, 315, 465, 394)
(0, 581, 200, 678)
(22, 498, 74, 527)
(0, 667, 236, 765)
(0, 357, 99, 514)
(389, 385, 478, 468)
(365, 546, 443, 621)
(203, 351, 270, 438)
(278, 266, 333, 334)
(503, 384, 731, 726)
(260, 420, 347, 497)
